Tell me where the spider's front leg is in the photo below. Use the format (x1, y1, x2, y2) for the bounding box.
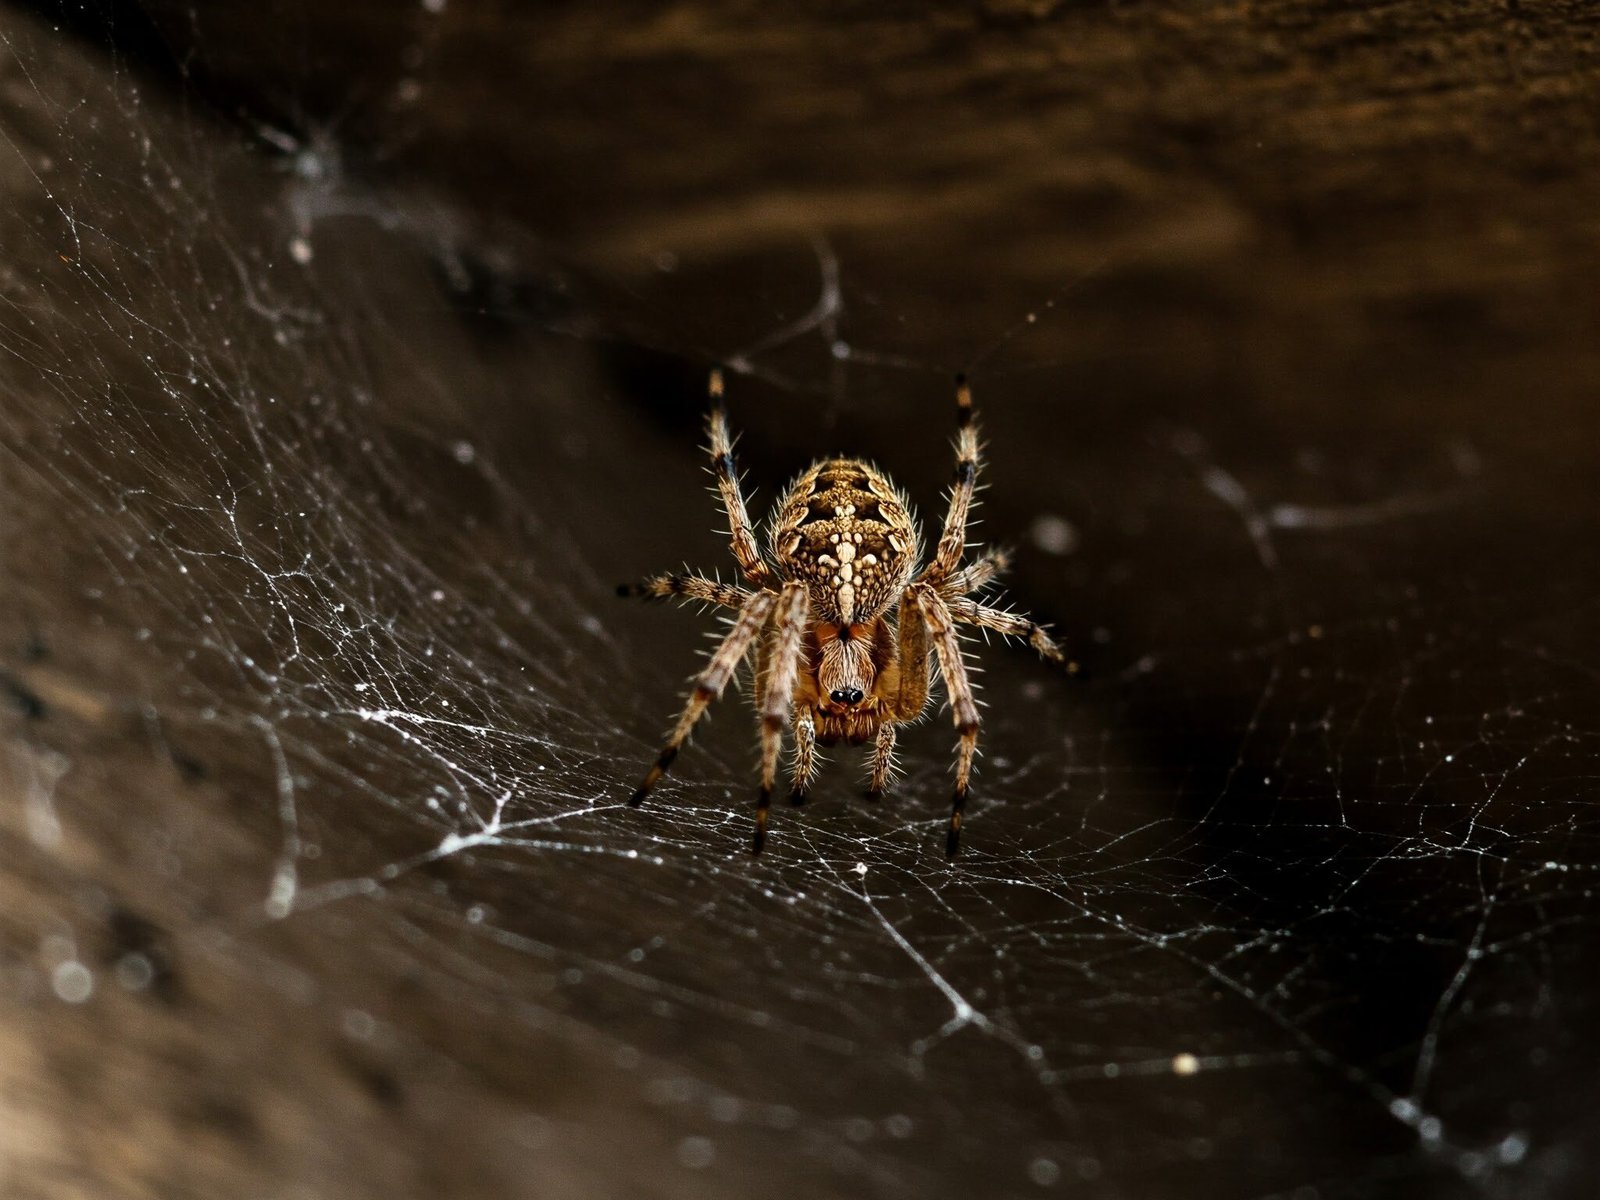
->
(866, 599, 930, 802)
(790, 712, 819, 807)
(706, 368, 776, 589)
(909, 583, 980, 857)
(866, 723, 897, 802)
(753, 583, 809, 853)
(921, 375, 982, 587)
(630, 589, 777, 806)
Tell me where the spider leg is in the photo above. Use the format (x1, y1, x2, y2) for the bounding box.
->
(866, 723, 897, 801)
(919, 375, 982, 587)
(887, 599, 931, 720)
(629, 589, 777, 806)
(707, 368, 776, 589)
(789, 711, 818, 806)
(861, 600, 927, 802)
(617, 572, 753, 610)
(911, 584, 980, 857)
(939, 545, 1011, 598)
(948, 596, 1076, 673)
(753, 583, 810, 852)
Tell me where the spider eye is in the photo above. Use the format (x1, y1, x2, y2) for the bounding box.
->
(830, 688, 865, 707)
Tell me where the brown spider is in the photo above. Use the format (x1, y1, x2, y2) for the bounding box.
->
(621, 369, 1072, 856)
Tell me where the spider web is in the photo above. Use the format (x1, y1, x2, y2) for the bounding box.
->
(1, 9, 1598, 1199)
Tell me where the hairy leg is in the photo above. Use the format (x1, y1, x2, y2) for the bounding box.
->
(920, 376, 982, 586)
(947, 596, 1075, 672)
(866, 723, 897, 801)
(939, 546, 1010, 598)
(618, 573, 753, 610)
(911, 584, 980, 856)
(888, 602, 930, 720)
(629, 589, 777, 806)
(790, 711, 818, 805)
(753, 583, 810, 852)
(707, 368, 775, 588)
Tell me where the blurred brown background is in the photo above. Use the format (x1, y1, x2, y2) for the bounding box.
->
(1, 2, 1598, 1198)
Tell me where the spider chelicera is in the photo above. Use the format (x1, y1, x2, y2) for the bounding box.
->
(621, 370, 1072, 856)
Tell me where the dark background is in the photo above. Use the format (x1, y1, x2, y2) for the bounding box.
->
(1, 2, 1598, 1197)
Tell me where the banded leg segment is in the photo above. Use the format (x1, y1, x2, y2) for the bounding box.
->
(790, 712, 818, 805)
(867, 723, 897, 801)
(940, 546, 1010, 598)
(923, 376, 982, 586)
(630, 590, 776, 806)
(889, 603, 930, 720)
(618, 573, 753, 610)
(707, 369, 775, 588)
(912, 585, 980, 856)
(753, 583, 810, 852)
(948, 597, 1074, 672)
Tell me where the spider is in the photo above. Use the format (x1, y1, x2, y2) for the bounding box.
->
(620, 368, 1072, 856)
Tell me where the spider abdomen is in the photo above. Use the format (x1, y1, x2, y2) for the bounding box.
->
(769, 457, 919, 623)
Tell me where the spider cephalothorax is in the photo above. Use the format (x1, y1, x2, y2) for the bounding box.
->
(622, 369, 1071, 855)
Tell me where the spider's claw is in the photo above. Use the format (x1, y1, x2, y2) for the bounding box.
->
(617, 580, 665, 601)
(789, 788, 808, 807)
(863, 789, 883, 804)
(631, 747, 678, 807)
(954, 372, 973, 426)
